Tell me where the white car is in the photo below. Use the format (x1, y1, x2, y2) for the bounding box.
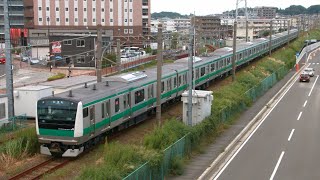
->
(303, 68, 315, 77)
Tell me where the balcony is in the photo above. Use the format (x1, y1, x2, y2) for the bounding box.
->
(0, 0, 23, 6)
(0, 10, 24, 16)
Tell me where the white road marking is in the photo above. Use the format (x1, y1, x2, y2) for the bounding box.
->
(317, 63, 320, 65)
(308, 75, 319, 97)
(288, 129, 295, 141)
(297, 112, 302, 121)
(303, 100, 308, 107)
(312, 63, 315, 65)
(270, 151, 285, 180)
(212, 75, 299, 180)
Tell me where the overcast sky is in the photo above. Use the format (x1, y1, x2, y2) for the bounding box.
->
(151, 0, 320, 15)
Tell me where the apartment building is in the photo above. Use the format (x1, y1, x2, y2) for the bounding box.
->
(0, 0, 25, 45)
(23, 0, 150, 66)
(254, 6, 277, 19)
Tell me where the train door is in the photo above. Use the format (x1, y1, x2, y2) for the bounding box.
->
(148, 84, 154, 108)
(89, 105, 95, 136)
(123, 93, 131, 119)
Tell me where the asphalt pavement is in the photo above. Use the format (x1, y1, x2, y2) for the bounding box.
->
(213, 50, 320, 179)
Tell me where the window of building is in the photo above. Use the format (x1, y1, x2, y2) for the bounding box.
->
(102, 8, 105, 12)
(56, 18, 60, 22)
(39, 18, 42, 22)
(63, 40, 72, 45)
(75, 18, 78, 22)
(110, 19, 113, 22)
(130, 9, 132, 12)
(110, 8, 113, 12)
(130, 0, 132, 2)
(125, 19, 127, 22)
(102, 18, 105, 22)
(76, 40, 85, 47)
(77, 56, 85, 63)
(115, 98, 120, 112)
(110, 0, 112, 2)
(66, 18, 69, 22)
(93, 18, 96, 22)
(56, 7, 59, 11)
(124, 29, 128, 34)
(38, 7, 42, 11)
(84, 18, 87, 22)
(135, 89, 145, 104)
(93, 8, 96, 12)
(130, 19, 132, 22)
(125, 9, 127, 12)
(65, 7, 69, 11)
(129, 29, 133, 34)
(75, 8, 78, 11)
(84, 8, 87, 11)
(46, 7, 49, 11)
(125, 0, 127, 2)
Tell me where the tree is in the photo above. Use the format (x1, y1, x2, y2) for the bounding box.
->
(170, 32, 179, 49)
(307, 5, 320, 14)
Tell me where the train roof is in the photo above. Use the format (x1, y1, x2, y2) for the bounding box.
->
(46, 29, 298, 106)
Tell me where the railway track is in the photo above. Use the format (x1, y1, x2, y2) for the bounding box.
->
(9, 158, 71, 180)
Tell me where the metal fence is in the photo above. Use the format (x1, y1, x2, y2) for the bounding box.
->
(123, 66, 289, 180)
(0, 114, 27, 134)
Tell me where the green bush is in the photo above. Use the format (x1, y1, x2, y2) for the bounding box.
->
(170, 156, 184, 175)
(47, 73, 65, 81)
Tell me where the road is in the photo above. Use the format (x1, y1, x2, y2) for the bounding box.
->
(212, 50, 320, 180)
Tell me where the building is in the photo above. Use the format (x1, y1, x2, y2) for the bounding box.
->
(192, 16, 231, 40)
(0, 0, 26, 45)
(173, 18, 191, 30)
(254, 6, 277, 19)
(23, 0, 151, 66)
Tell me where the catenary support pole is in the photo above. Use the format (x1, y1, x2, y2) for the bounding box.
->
(232, 21, 237, 82)
(269, 20, 273, 57)
(4, 0, 14, 117)
(156, 24, 163, 126)
(287, 20, 290, 46)
(96, 24, 102, 82)
(187, 26, 194, 126)
(116, 39, 121, 72)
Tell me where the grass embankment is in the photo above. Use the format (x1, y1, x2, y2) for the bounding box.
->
(77, 29, 320, 179)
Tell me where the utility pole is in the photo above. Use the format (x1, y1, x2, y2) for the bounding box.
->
(96, 24, 102, 82)
(245, 0, 249, 42)
(232, 21, 237, 82)
(287, 19, 290, 46)
(116, 39, 121, 72)
(156, 24, 163, 126)
(269, 20, 273, 57)
(187, 26, 194, 126)
(4, 0, 14, 118)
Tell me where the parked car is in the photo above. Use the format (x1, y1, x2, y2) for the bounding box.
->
(300, 73, 310, 82)
(0, 55, 5, 64)
(303, 68, 315, 77)
(21, 55, 31, 62)
(30, 58, 40, 65)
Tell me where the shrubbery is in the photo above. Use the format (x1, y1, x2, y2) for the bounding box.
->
(47, 73, 66, 81)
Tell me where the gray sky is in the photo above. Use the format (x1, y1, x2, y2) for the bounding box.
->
(151, 0, 320, 15)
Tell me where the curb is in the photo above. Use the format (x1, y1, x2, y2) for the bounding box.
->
(198, 63, 307, 180)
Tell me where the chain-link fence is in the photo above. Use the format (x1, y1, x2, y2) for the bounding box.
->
(0, 114, 27, 134)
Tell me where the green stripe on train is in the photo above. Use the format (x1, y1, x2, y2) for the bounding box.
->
(39, 128, 74, 137)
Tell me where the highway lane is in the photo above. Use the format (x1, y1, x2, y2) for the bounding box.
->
(212, 50, 320, 180)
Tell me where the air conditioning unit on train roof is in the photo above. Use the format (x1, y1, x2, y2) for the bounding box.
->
(105, 71, 148, 83)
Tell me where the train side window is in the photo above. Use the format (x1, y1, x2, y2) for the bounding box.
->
(115, 98, 120, 113)
(178, 76, 182, 86)
(135, 89, 145, 104)
(183, 74, 187, 84)
(161, 81, 165, 93)
(196, 69, 199, 79)
(174, 77, 177, 88)
(227, 58, 231, 65)
(83, 108, 88, 118)
(101, 103, 105, 118)
(201, 67, 205, 76)
(210, 63, 215, 71)
(105, 101, 110, 116)
(167, 79, 172, 91)
(148, 84, 154, 98)
(90, 106, 95, 120)
(239, 53, 242, 59)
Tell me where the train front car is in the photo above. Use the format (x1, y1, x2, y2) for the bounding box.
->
(36, 97, 84, 157)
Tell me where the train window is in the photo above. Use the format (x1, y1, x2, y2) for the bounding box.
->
(210, 63, 215, 71)
(90, 106, 95, 120)
(105, 101, 110, 116)
(183, 74, 187, 84)
(174, 77, 177, 88)
(167, 79, 172, 91)
(239, 53, 242, 60)
(83, 108, 88, 118)
(148, 84, 153, 98)
(201, 67, 205, 76)
(135, 89, 145, 104)
(227, 58, 231, 65)
(102, 103, 105, 118)
(178, 76, 182, 86)
(196, 69, 199, 79)
(161, 81, 165, 93)
(219, 61, 223, 69)
(115, 98, 120, 113)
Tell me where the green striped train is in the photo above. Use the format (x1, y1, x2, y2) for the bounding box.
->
(36, 29, 298, 157)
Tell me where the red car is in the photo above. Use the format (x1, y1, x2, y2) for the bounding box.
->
(0, 55, 5, 64)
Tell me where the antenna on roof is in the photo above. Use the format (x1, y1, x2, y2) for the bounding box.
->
(84, 82, 88, 88)
(93, 84, 96, 90)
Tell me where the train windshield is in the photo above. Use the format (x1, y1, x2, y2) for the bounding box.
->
(37, 99, 78, 130)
